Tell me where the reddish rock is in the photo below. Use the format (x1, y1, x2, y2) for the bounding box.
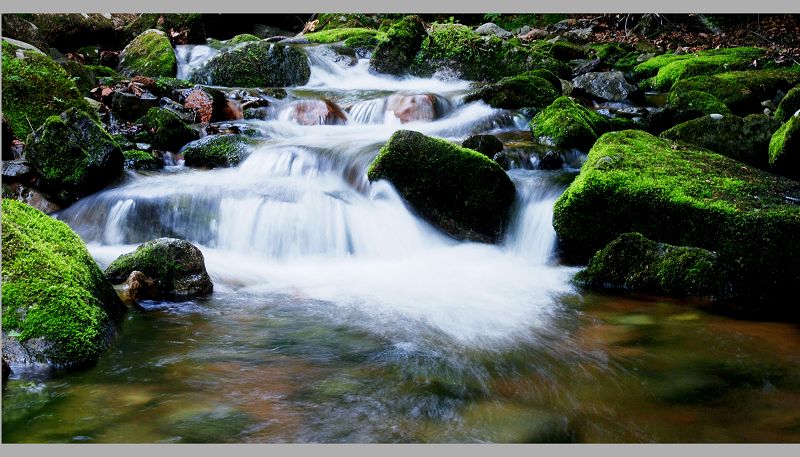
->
(282, 99, 347, 125)
(385, 94, 438, 123)
(125, 270, 159, 302)
(183, 86, 240, 123)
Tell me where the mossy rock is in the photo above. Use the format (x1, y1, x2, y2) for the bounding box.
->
(775, 85, 800, 123)
(316, 13, 385, 30)
(666, 89, 731, 116)
(343, 33, 382, 53)
(104, 237, 213, 300)
(1, 40, 95, 138)
(670, 69, 800, 114)
(575, 232, 729, 299)
(2, 14, 49, 51)
(412, 23, 570, 82)
(768, 115, 800, 180)
(30, 13, 116, 52)
(181, 134, 257, 168)
(661, 114, 782, 169)
(140, 107, 199, 151)
(529, 96, 634, 150)
(123, 150, 164, 170)
(613, 51, 643, 72)
(226, 34, 261, 45)
(590, 42, 629, 65)
(531, 39, 587, 62)
(195, 41, 310, 87)
(369, 15, 428, 76)
(304, 27, 379, 44)
(464, 73, 559, 110)
(60, 60, 118, 95)
(124, 13, 206, 44)
(553, 129, 800, 309)
(118, 29, 177, 78)
(1, 199, 126, 368)
(25, 109, 123, 204)
(633, 47, 765, 91)
(367, 130, 516, 243)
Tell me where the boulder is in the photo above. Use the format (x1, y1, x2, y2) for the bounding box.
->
(181, 134, 256, 168)
(124, 271, 159, 302)
(111, 89, 160, 121)
(2, 40, 95, 139)
(385, 94, 444, 123)
(537, 150, 564, 170)
(25, 109, 124, 204)
(367, 130, 516, 243)
(2, 14, 49, 51)
(118, 29, 177, 78)
(123, 150, 164, 170)
(529, 96, 634, 150)
(661, 114, 782, 169)
(140, 107, 199, 151)
(571, 71, 637, 102)
(280, 99, 348, 125)
(104, 238, 214, 300)
(775, 85, 800, 123)
(195, 41, 310, 87)
(462, 135, 504, 158)
(768, 114, 800, 180)
(575, 232, 729, 300)
(633, 47, 765, 91)
(182, 85, 238, 123)
(30, 13, 116, 52)
(553, 129, 800, 309)
(1, 199, 127, 368)
(475, 23, 513, 39)
(464, 73, 559, 110)
(227, 33, 261, 45)
(369, 15, 427, 76)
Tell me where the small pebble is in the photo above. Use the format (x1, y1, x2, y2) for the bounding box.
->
(709, 113, 724, 120)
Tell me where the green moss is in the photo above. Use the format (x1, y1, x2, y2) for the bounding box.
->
(316, 13, 385, 30)
(633, 47, 765, 90)
(367, 130, 516, 243)
(75, 45, 100, 65)
(140, 108, 198, 151)
(369, 15, 428, 76)
(529, 96, 635, 150)
(464, 73, 559, 110)
(181, 135, 257, 168)
(343, 33, 383, 51)
(1, 41, 95, 138)
(151, 77, 193, 97)
(119, 29, 177, 78)
(531, 39, 587, 61)
(574, 232, 729, 299)
(304, 28, 379, 44)
(200, 41, 310, 87)
(123, 149, 164, 170)
(667, 89, 731, 115)
(226, 33, 261, 45)
(613, 51, 642, 72)
(590, 42, 629, 64)
(775, 85, 800, 122)
(768, 115, 800, 180)
(1, 199, 125, 367)
(60, 60, 118, 95)
(553, 129, 800, 307)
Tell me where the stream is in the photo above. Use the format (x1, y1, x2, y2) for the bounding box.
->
(3, 43, 800, 443)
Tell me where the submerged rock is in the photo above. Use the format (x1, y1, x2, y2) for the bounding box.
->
(105, 238, 213, 300)
(464, 72, 559, 110)
(768, 114, 800, 180)
(118, 29, 177, 78)
(367, 130, 516, 243)
(181, 134, 256, 168)
(462, 134, 504, 159)
(571, 71, 637, 102)
(196, 41, 310, 87)
(369, 15, 427, 76)
(1, 199, 126, 368)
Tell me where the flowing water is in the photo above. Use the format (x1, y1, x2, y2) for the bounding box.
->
(4, 44, 800, 443)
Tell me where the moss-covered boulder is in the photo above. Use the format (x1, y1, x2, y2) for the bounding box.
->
(60, 60, 117, 95)
(118, 29, 177, 78)
(1, 199, 126, 368)
(553, 129, 800, 309)
(181, 134, 257, 168)
(768, 114, 800, 180)
(2, 14, 49, 51)
(304, 27, 379, 44)
(532, 39, 587, 62)
(574, 232, 729, 300)
(666, 89, 732, 116)
(1, 40, 95, 138)
(661, 114, 782, 169)
(633, 47, 765, 91)
(367, 130, 516, 243)
(670, 69, 800, 114)
(195, 41, 310, 87)
(140, 107, 199, 151)
(464, 73, 559, 110)
(104, 238, 213, 300)
(226, 33, 261, 45)
(30, 13, 116, 52)
(412, 23, 570, 81)
(529, 96, 634, 150)
(123, 150, 164, 170)
(25, 109, 123, 204)
(775, 85, 800, 123)
(369, 15, 427, 76)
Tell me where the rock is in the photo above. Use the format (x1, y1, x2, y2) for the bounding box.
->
(571, 71, 637, 102)
(667, 89, 732, 117)
(768, 114, 800, 180)
(369, 15, 427, 76)
(571, 58, 602, 77)
(537, 39, 587, 62)
(195, 41, 310, 87)
(2, 357, 9, 383)
(2, 160, 35, 182)
(123, 13, 207, 45)
(30, 13, 116, 52)
(385, 94, 448, 123)
(475, 22, 513, 39)
(181, 134, 256, 168)
(123, 149, 164, 170)
(537, 150, 564, 170)
(182, 85, 238, 123)
(118, 29, 177, 78)
(520, 29, 548, 41)
(2, 14, 49, 51)
(633, 47, 765, 91)
(367, 130, 516, 243)
(462, 135, 504, 158)
(105, 238, 214, 300)
(302, 27, 379, 45)
(661, 114, 782, 169)
(1, 199, 126, 368)
(140, 107, 199, 151)
(2, 115, 14, 161)
(124, 271, 159, 302)
(25, 109, 124, 204)
(553, 129, 800, 309)
(574, 232, 729, 299)
(775, 85, 800, 123)
(2, 183, 61, 214)
(112, 89, 160, 121)
(2, 39, 95, 139)
(563, 27, 594, 43)
(280, 99, 348, 125)
(227, 33, 261, 45)
(529, 96, 634, 150)
(464, 72, 559, 110)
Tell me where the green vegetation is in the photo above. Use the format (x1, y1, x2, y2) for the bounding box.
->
(590, 42, 630, 65)
(367, 130, 516, 243)
(1, 199, 125, 367)
(464, 73, 559, 110)
(124, 13, 206, 44)
(199, 41, 310, 87)
(60, 60, 118, 95)
(119, 29, 177, 78)
(304, 27, 379, 44)
(370, 15, 428, 76)
(480, 13, 567, 31)
(768, 115, 800, 180)
(775, 85, 800, 122)
(181, 135, 257, 168)
(226, 34, 261, 45)
(1, 40, 95, 138)
(633, 47, 765, 91)
(529, 96, 634, 150)
(667, 90, 731, 115)
(123, 150, 164, 170)
(531, 39, 587, 61)
(140, 108, 198, 151)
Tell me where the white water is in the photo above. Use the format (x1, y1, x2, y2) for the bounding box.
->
(61, 44, 579, 350)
